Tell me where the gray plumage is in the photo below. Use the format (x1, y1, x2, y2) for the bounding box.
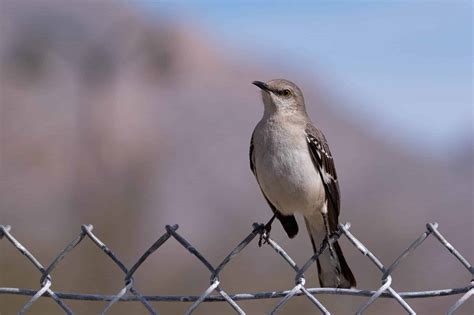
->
(250, 79, 356, 288)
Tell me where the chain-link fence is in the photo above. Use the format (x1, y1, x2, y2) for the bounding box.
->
(1, 222, 472, 315)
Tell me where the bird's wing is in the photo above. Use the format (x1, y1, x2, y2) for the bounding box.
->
(305, 123, 341, 230)
(250, 132, 298, 238)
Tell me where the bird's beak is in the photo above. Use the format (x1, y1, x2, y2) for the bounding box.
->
(252, 81, 271, 92)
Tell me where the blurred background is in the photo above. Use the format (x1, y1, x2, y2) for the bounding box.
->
(0, 0, 472, 314)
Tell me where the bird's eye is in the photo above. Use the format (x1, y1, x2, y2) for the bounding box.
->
(282, 89, 291, 97)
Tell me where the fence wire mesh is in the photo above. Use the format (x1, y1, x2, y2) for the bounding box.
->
(1, 222, 472, 315)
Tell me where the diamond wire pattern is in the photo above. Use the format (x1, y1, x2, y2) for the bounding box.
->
(1, 222, 472, 314)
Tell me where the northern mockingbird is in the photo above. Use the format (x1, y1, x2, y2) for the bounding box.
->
(250, 79, 356, 288)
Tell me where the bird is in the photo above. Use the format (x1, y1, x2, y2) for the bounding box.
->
(249, 79, 356, 288)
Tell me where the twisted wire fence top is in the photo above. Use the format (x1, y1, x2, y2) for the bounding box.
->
(0, 222, 472, 315)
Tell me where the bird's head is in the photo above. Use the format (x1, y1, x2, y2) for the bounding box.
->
(252, 79, 306, 115)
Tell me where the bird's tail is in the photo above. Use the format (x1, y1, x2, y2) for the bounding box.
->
(305, 217, 356, 288)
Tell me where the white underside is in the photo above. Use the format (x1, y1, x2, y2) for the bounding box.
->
(253, 117, 325, 218)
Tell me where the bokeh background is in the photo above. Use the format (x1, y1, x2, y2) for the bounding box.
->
(1, 1, 472, 314)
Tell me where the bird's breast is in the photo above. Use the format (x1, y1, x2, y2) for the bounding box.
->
(254, 121, 325, 216)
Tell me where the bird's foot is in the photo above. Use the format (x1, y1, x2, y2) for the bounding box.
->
(258, 214, 276, 247)
(258, 222, 272, 247)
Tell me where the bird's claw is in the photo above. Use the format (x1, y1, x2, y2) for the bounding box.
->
(258, 223, 272, 247)
(258, 232, 267, 247)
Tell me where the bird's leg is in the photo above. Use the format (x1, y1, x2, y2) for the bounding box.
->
(258, 214, 276, 247)
(321, 204, 337, 260)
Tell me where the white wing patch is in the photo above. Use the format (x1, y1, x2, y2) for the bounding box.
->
(306, 134, 337, 186)
(306, 134, 331, 160)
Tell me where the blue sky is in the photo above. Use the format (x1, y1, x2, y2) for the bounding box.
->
(136, 1, 472, 155)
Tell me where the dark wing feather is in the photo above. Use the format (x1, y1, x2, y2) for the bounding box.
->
(250, 132, 298, 238)
(305, 123, 341, 230)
